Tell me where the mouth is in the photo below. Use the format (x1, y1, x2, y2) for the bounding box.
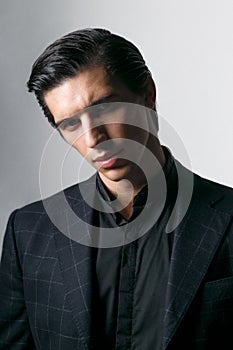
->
(93, 150, 123, 169)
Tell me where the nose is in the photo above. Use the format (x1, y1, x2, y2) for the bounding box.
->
(81, 113, 107, 148)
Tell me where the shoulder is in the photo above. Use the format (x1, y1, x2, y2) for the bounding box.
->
(174, 159, 233, 216)
(11, 173, 97, 234)
(192, 172, 233, 215)
(3, 174, 97, 260)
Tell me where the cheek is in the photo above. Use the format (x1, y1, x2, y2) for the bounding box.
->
(106, 124, 149, 146)
(119, 125, 148, 143)
(106, 124, 134, 139)
(72, 140, 96, 167)
(72, 140, 87, 157)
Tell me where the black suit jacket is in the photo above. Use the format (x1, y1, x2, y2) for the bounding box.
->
(0, 162, 233, 349)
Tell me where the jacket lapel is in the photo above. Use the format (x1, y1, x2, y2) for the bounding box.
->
(50, 174, 98, 349)
(163, 182, 232, 349)
(54, 231, 95, 349)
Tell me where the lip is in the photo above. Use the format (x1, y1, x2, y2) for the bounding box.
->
(93, 150, 121, 162)
(96, 157, 119, 168)
(93, 150, 122, 168)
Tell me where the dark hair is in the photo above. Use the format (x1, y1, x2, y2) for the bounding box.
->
(27, 28, 152, 126)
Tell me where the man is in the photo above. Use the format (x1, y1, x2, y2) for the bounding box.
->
(0, 28, 232, 350)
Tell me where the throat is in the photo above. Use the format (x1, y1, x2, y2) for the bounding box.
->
(118, 202, 133, 220)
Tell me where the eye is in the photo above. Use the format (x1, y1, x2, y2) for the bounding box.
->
(60, 117, 81, 131)
(94, 103, 116, 117)
(94, 104, 109, 116)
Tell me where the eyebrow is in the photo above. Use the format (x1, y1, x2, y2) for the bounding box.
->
(55, 93, 117, 127)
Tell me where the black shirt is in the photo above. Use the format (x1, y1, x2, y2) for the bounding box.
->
(92, 147, 177, 349)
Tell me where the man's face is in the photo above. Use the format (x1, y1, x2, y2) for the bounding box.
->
(44, 66, 156, 189)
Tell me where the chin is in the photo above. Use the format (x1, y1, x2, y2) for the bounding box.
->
(99, 164, 137, 183)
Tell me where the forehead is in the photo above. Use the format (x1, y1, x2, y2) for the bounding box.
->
(45, 67, 110, 105)
(44, 66, 137, 122)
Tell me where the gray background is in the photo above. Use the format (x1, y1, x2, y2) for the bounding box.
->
(1, 0, 233, 252)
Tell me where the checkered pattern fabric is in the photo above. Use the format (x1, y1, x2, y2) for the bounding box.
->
(0, 168, 233, 349)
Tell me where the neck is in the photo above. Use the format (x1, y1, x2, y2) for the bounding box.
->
(98, 141, 166, 204)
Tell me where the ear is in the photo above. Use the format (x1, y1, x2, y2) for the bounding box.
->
(144, 75, 156, 109)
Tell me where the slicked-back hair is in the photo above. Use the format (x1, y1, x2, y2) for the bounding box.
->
(27, 28, 152, 126)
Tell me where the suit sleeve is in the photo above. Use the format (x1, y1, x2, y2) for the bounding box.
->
(0, 210, 36, 349)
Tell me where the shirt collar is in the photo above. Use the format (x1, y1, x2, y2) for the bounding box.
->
(96, 145, 176, 210)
